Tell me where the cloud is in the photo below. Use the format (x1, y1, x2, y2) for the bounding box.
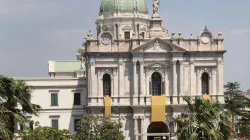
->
(229, 28, 250, 35)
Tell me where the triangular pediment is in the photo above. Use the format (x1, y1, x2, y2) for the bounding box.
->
(145, 61, 169, 68)
(131, 38, 186, 53)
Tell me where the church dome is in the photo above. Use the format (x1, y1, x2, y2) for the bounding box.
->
(99, 0, 148, 14)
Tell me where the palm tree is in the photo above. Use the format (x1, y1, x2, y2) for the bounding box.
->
(224, 82, 249, 138)
(0, 75, 41, 139)
(0, 107, 12, 140)
(172, 96, 231, 140)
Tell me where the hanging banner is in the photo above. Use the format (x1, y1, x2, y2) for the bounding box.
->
(104, 96, 111, 118)
(151, 96, 166, 122)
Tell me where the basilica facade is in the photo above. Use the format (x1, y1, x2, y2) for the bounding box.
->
(18, 0, 226, 140)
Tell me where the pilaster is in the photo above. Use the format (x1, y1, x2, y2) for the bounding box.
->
(172, 60, 178, 104)
(190, 60, 195, 96)
(133, 116, 139, 140)
(133, 61, 138, 105)
(164, 68, 169, 96)
(179, 60, 184, 96)
(114, 68, 119, 105)
(179, 60, 184, 104)
(119, 61, 124, 97)
(140, 116, 146, 140)
(139, 61, 145, 105)
(212, 68, 217, 95)
(90, 60, 97, 97)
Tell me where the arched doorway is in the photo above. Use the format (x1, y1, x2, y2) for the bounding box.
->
(147, 122, 169, 140)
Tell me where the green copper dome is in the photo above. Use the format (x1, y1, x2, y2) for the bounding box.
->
(100, 0, 148, 14)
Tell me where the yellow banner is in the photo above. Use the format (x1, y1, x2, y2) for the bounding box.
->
(151, 96, 166, 122)
(104, 96, 111, 118)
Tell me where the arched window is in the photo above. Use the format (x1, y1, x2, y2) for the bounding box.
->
(115, 24, 118, 39)
(201, 73, 209, 95)
(103, 74, 111, 96)
(137, 24, 140, 39)
(151, 72, 162, 96)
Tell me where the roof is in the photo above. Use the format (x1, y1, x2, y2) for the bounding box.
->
(99, 0, 148, 14)
(48, 61, 82, 73)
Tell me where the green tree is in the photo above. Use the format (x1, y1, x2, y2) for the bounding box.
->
(17, 121, 78, 140)
(0, 107, 12, 140)
(0, 75, 41, 139)
(172, 96, 232, 140)
(224, 82, 250, 138)
(76, 114, 125, 140)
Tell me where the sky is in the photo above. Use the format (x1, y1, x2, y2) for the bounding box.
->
(0, 0, 249, 91)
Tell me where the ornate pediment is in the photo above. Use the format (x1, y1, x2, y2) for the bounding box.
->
(145, 61, 169, 68)
(131, 37, 186, 53)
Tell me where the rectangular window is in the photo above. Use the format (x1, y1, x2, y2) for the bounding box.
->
(74, 119, 81, 131)
(51, 93, 58, 106)
(29, 121, 34, 130)
(124, 31, 130, 39)
(19, 124, 23, 131)
(51, 119, 58, 129)
(73, 93, 81, 105)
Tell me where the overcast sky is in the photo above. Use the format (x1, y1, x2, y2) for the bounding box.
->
(0, 0, 249, 91)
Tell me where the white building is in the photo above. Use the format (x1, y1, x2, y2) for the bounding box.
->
(17, 0, 226, 140)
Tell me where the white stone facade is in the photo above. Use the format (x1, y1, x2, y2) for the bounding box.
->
(16, 1, 226, 140)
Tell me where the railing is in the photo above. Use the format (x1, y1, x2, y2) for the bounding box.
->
(87, 95, 225, 107)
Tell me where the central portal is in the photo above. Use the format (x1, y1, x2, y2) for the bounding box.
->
(147, 122, 169, 140)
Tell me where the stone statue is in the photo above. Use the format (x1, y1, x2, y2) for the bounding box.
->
(153, 0, 160, 15)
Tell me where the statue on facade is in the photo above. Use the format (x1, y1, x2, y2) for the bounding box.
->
(153, 0, 160, 15)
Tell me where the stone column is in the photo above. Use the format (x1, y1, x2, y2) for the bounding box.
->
(172, 60, 178, 104)
(139, 61, 145, 105)
(217, 60, 224, 103)
(198, 75, 202, 96)
(133, 61, 137, 95)
(90, 60, 96, 97)
(88, 62, 92, 97)
(212, 68, 217, 95)
(113, 69, 119, 105)
(146, 69, 149, 96)
(209, 75, 212, 96)
(140, 117, 146, 140)
(133, 116, 138, 140)
(119, 61, 124, 104)
(133, 61, 138, 105)
(196, 71, 199, 98)
(164, 68, 169, 96)
(179, 61, 184, 96)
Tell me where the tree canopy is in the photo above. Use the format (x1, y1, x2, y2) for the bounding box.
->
(0, 75, 41, 139)
(76, 114, 125, 140)
(16, 122, 78, 140)
(172, 96, 232, 140)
